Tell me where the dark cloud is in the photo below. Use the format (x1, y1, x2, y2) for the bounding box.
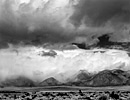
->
(70, 0, 130, 27)
(0, 0, 76, 47)
(69, 0, 130, 44)
(1, 0, 130, 49)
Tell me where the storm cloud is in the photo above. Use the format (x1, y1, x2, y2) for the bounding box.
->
(70, 0, 130, 43)
(71, 0, 130, 27)
(0, 0, 76, 47)
(0, 0, 130, 48)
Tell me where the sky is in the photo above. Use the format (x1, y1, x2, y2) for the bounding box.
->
(0, 0, 130, 82)
(0, 0, 130, 48)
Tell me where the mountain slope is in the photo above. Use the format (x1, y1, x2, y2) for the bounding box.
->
(39, 77, 62, 86)
(66, 70, 93, 86)
(74, 70, 92, 82)
(112, 69, 130, 85)
(69, 70, 92, 82)
(2, 76, 35, 87)
(85, 70, 124, 86)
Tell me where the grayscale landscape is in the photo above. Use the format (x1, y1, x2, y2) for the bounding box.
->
(0, 0, 130, 99)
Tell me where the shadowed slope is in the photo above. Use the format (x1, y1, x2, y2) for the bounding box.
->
(2, 76, 35, 87)
(85, 70, 124, 86)
(39, 77, 62, 86)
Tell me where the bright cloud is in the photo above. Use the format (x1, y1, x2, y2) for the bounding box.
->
(0, 46, 129, 82)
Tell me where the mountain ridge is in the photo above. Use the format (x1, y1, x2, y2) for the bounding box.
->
(2, 69, 130, 87)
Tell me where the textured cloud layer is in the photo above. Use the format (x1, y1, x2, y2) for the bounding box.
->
(71, 0, 130, 26)
(0, 0, 77, 47)
(0, 46, 129, 82)
(0, 0, 130, 48)
(70, 0, 130, 42)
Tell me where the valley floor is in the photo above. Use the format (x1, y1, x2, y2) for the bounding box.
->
(0, 86, 130, 92)
(0, 87, 130, 100)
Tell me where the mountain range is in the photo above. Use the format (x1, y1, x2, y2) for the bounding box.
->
(1, 69, 130, 87)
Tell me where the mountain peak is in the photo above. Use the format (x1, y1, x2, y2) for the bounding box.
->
(39, 77, 61, 86)
(66, 70, 92, 85)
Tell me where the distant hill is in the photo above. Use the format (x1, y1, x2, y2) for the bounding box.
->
(66, 69, 130, 87)
(39, 77, 62, 86)
(86, 70, 124, 86)
(2, 76, 35, 87)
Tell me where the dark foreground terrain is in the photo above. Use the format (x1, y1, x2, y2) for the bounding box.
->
(0, 86, 130, 100)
